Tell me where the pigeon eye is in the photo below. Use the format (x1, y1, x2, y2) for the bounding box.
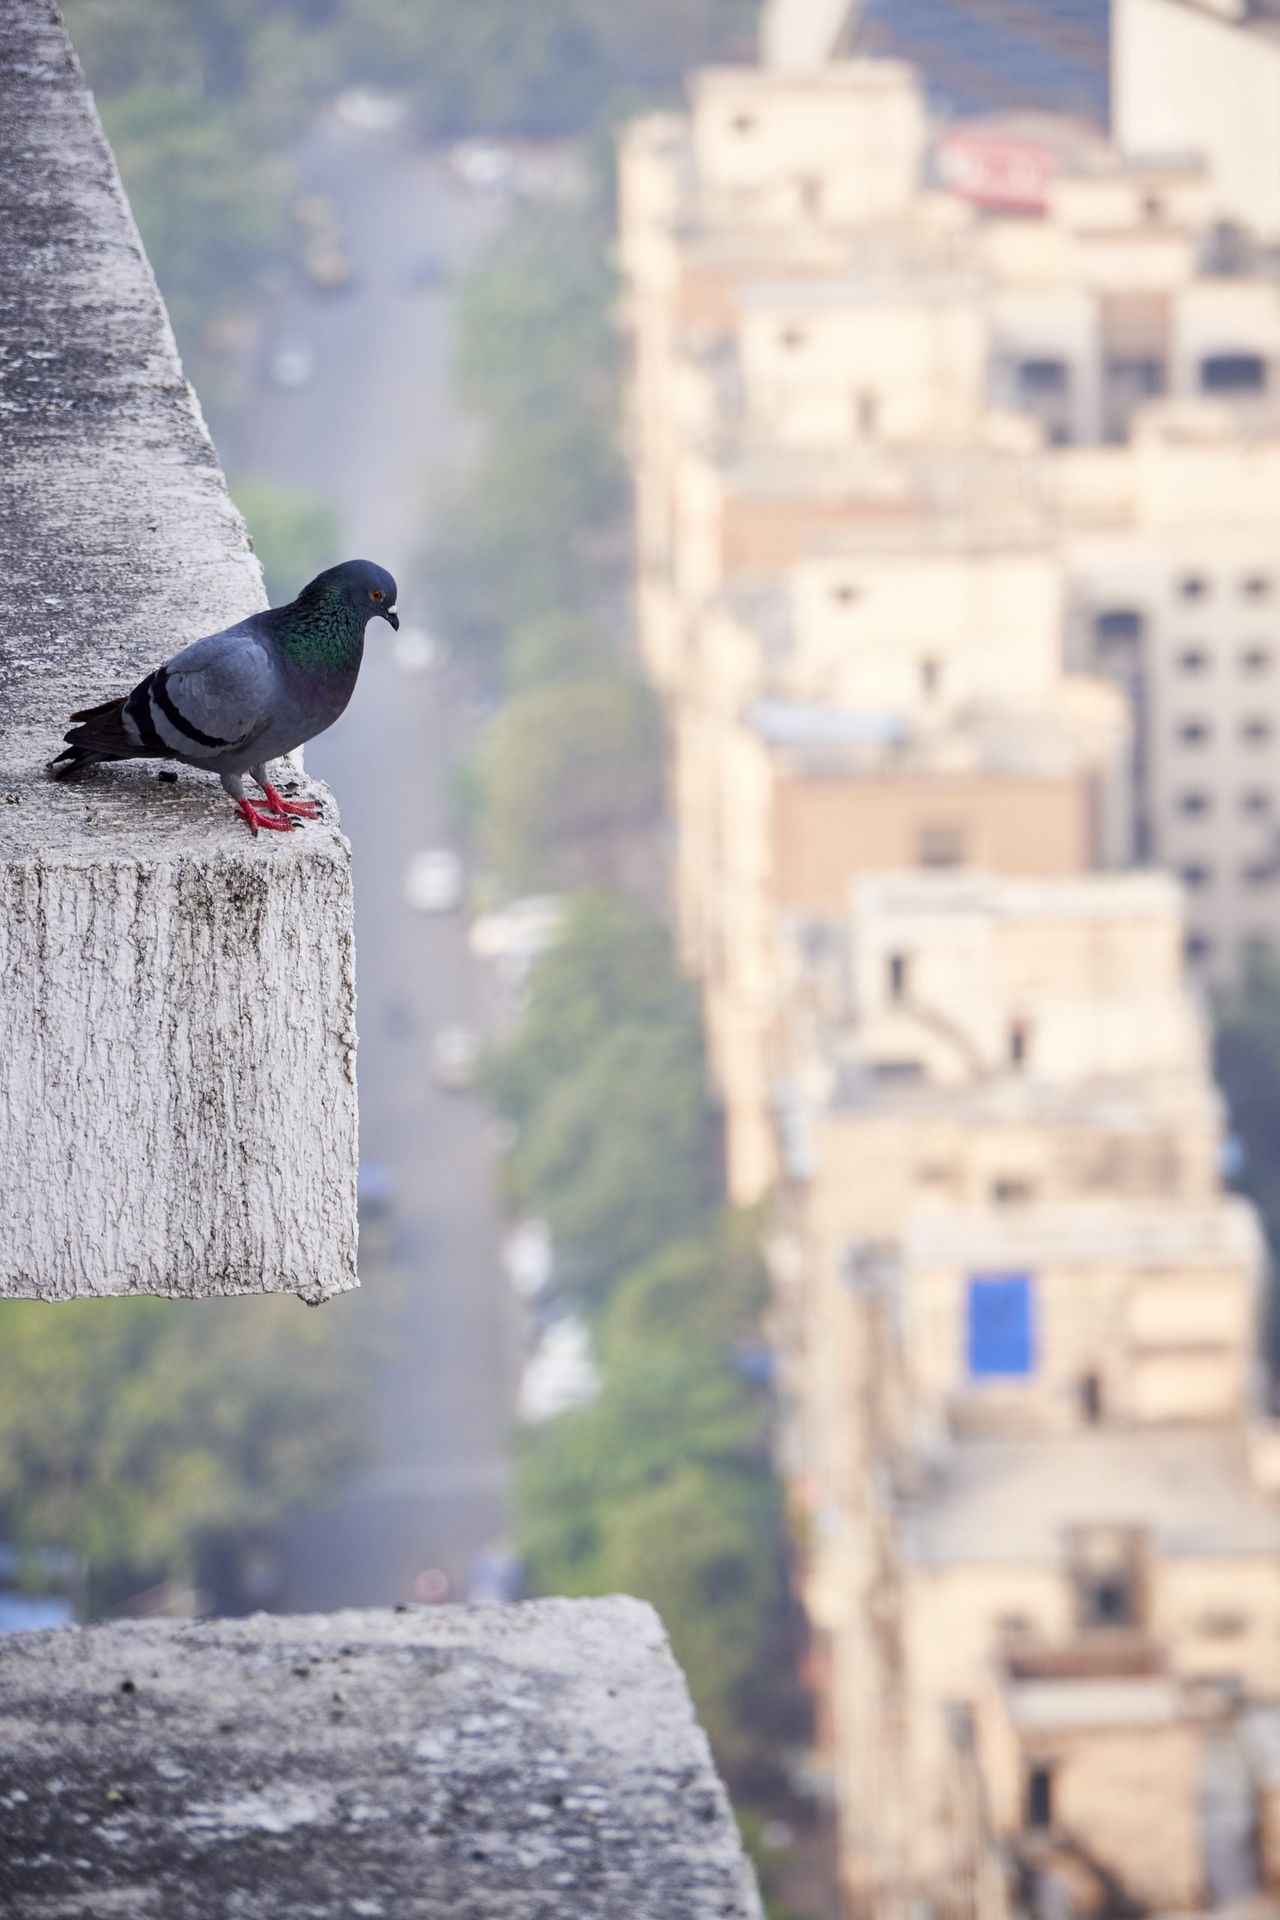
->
(370, 587, 383, 601)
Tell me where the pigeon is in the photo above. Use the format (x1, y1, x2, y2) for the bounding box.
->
(49, 559, 399, 836)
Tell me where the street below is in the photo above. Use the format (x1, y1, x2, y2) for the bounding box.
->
(227, 116, 516, 1608)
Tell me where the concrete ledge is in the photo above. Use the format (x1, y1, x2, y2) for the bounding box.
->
(0, 1597, 764, 1919)
(0, 1, 357, 1298)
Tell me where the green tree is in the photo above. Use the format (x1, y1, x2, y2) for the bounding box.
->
(231, 474, 341, 603)
(484, 893, 702, 1125)
(472, 675, 661, 891)
(0, 1294, 371, 1613)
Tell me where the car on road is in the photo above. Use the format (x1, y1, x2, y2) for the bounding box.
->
(518, 1312, 599, 1424)
(267, 338, 316, 390)
(403, 847, 463, 914)
(502, 1217, 553, 1300)
(303, 240, 356, 292)
(333, 86, 406, 134)
(431, 1023, 478, 1092)
(357, 1160, 395, 1220)
(447, 140, 515, 194)
(404, 251, 448, 293)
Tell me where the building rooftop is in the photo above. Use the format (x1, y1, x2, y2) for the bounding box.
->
(903, 1426, 1280, 1567)
(902, 1194, 1261, 1273)
(1004, 1673, 1184, 1733)
(850, 868, 1186, 924)
(0, 1, 357, 1299)
(0, 1598, 762, 1920)
(822, 1059, 1218, 1133)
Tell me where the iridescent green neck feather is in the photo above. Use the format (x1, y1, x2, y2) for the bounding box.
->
(271, 590, 366, 671)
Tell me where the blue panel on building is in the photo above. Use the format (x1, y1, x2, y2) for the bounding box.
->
(966, 1271, 1034, 1377)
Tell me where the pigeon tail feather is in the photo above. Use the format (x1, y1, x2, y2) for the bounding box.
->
(47, 693, 159, 777)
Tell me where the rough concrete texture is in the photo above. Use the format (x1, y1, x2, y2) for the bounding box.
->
(0, 1597, 764, 1920)
(0, 1, 358, 1299)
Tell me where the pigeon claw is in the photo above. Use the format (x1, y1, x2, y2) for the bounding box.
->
(260, 781, 319, 820)
(235, 798, 298, 837)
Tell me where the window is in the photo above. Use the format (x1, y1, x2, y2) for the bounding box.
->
(1243, 575, 1273, 601)
(887, 952, 910, 1001)
(1201, 351, 1268, 395)
(1080, 1569, 1136, 1627)
(1179, 575, 1209, 601)
(1198, 1611, 1248, 1640)
(1241, 646, 1272, 674)
(1017, 357, 1070, 396)
(1178, 647, 1208, 673)
(1026, 1765, 1055, 1832)
(1178, 791, 1211, 816)
(1095, 608, 1144, 642)
(1178, 720, 1210, 746)
(1241, 789, 1271, 815)
(967, 1273, 1034, 1378)
(1081, 1373, 1104, 1424)
(871, 1059, 924, 1085)
(1243, 718, 1273, 745)
(918, 822, 966, 870)
(1180, 863, 1211, 890)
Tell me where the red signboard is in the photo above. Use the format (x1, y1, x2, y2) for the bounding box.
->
(937, 130, 1053, 213)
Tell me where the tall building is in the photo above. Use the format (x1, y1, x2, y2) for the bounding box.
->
(620, 28, 1280, 1920)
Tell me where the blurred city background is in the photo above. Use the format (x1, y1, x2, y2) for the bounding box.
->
(7, 0, 1280, 1914)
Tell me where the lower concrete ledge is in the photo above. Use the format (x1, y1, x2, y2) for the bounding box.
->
(0, 1596, 763, 1919)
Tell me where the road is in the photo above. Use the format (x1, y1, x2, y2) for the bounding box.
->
(224, 117, 515, 1608)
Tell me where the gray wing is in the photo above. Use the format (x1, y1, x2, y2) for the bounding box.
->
(120, 618, 276, 763)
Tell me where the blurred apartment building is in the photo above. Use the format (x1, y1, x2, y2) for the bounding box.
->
(618, 9, 1280, 1916)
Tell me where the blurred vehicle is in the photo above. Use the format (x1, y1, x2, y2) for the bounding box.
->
(403, 847, 463, 913)
(502, 1217, 553, 1300)
(448, 140, 515, 194)
(303, 241, 355, 292)
(391, 625, 441, 674)
(267, 338, 316, 390)
(518, 1311, 599, 1424)
(357, 1160, 395, 1219)
(412, 1565, 450, 1604)
(431, 1023, 478, 1092)
(467, 1539, 523, 1605)
(333, 87, 405, 134)
(403, 251, 448, 293)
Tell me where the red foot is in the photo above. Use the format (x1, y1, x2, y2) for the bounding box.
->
(236, 797, 298, 837)
(261, 781, 318, 820)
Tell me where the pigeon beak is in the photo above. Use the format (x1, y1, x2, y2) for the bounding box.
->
(383, 607, 400, 630)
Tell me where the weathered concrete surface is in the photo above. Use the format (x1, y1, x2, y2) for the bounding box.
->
(0, 1597, 763, 1920)
(0, 1, 358, 1299)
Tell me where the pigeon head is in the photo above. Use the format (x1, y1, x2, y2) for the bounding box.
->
(301, 559, 400, 631)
